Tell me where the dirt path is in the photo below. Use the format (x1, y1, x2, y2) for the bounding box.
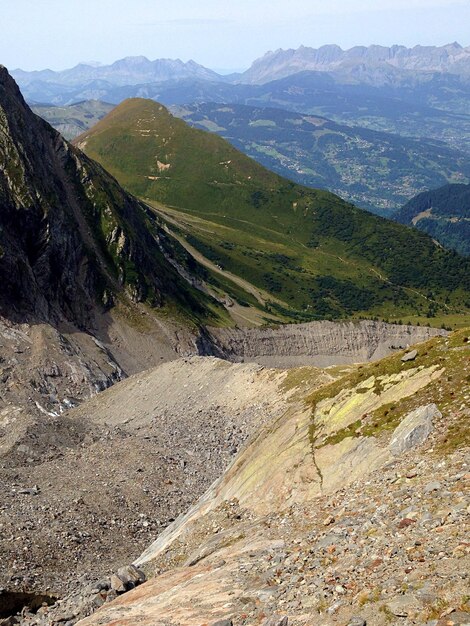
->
(146, 202, 286, 309)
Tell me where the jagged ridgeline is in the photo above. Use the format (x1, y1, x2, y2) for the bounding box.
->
(76, 99, 470, 326)
(0, 67, 225, 326)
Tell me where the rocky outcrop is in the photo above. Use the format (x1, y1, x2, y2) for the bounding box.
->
(197, 320, 446, 367)
(389, 403, 439, 456)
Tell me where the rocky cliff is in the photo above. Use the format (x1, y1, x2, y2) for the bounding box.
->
(0, 65, 221, 327)
(198, 320, 446, 367)
(0, 65, 230, 422)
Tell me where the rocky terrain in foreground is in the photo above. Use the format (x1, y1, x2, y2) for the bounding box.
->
(3, 330, 467, 626)
(0, 357, 309, 596)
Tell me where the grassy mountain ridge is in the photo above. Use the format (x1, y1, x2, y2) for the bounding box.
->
(76, 99, 470, 326)
(31, 100, 470, 215)
(20, 70, 470, 156)
(395, 183, 470, 256)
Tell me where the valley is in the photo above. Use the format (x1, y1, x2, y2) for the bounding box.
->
(172, 102, 470, 215)
(0, 36, 469, 626)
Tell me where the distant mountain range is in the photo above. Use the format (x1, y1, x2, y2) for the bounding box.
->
(240, 42, 470, 84)
(20, 62, 470, 156)
(12, 56, 221, 87)
(13, 43, 470, 92)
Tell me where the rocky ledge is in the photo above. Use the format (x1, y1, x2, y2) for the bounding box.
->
(198, 320, 446, 367)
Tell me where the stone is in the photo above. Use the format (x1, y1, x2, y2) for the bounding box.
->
(105, 589, 118, 603)
(386, 594, 420, 617)
(18, 485, 40, 495)
(424, 481, 442, 493)
(212, 620, 233, 626)
(389, 404, 440, 456)
(95, 579, 110, 591)
(401, 349, 418, 362)
(262, 616, 288, 626)
(398, 518, 417, 529)
(348, 618, 367, 626)
(327, 600, 343, 614)
(109, 574, 126, 594)
(116, 564, 146, 588)
(92, 592, 106, 608)
(316, 534, 337, 549)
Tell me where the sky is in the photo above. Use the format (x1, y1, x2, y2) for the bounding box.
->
(1, 0, 469, 72)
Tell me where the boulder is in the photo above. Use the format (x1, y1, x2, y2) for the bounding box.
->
(389, 404, 440, 456)
(109, 574, 126, 594)
(116, 564, 146, 588)
(401, 349, 418, 362)
(262, 616, 288, 626)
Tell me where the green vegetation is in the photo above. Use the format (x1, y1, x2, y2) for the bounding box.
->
(76, 99, 470, 326)
(395, 183, 470, 256)
(306, 329, 470, 454)
(65, 144, 230, 328)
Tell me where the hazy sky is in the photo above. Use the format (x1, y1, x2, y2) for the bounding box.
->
(2, 0, 469, 72)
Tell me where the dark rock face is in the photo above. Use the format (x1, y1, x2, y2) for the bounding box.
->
(0, 65, 92, 323)
(0, 65, 205, 327)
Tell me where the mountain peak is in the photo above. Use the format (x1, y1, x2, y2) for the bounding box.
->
(12, 56, 221, 90)
(0, 63, 19, 88)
